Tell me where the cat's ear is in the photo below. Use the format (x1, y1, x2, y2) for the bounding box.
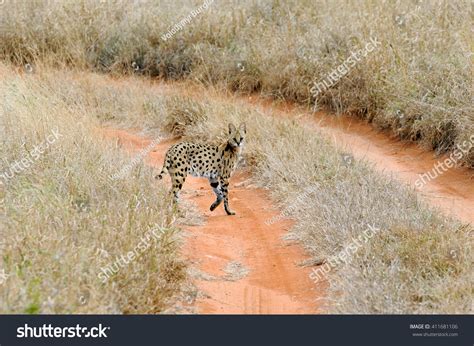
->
(239, 123, 246, 134)
(228, 123, 236, 134)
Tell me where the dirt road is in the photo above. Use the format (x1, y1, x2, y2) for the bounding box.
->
(142, 80, 473, 225)
(102, 128, 324, 314)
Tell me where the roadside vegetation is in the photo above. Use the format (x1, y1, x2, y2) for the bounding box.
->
(1, 0, 472, 166)
(0, 65, 185, 314)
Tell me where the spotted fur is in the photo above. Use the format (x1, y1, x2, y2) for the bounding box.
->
(156, 123, 246, 215)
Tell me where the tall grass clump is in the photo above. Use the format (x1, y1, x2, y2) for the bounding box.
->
(1, 0, 472, 166)
(0, 64, 185, 313)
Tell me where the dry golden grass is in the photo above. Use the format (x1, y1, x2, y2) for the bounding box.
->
(0, 0, 472, 314)
(0, 64, 186, 314)
(1, 0, 472, 166)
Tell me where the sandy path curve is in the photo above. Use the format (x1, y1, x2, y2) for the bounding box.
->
(143, 79, 474, 225)
(246, 99, 474, 225)
(102, 76, 473, 224)
(304, 111, 474, 225)
(101, 128, 324, 314)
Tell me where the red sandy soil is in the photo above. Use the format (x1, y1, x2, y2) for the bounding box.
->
(101, 128, 324, 314)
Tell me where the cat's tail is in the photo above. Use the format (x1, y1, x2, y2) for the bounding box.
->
(155, 154, 170, 180)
